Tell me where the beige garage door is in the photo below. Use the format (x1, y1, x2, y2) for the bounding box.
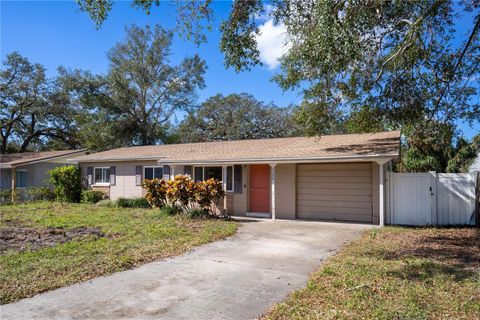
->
(297, 163, 373, 223)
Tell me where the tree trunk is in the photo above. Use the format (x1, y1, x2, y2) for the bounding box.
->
(1, 138, 7, 154)
(19, 133, 40, 153)
(0, 129, 12, 154)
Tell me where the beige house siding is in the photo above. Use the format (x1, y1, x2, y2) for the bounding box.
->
(79, 160, 384, 225)
(81, 161, 159, 200)
(296, 162, 373, 223)
(371, 162, 379, 224)
(275, 164, 296, 219)
(24, 162, 66, 187)
(232, 165, 247, 216)
(1, 162, 72, 189)
(1, 152, 88, 189)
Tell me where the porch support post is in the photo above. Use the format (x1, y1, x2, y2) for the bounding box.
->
(170, 165, 177, 180)
(11, 167, 16, 204)
(270, 163, 276, 221)
(222, 165, 228, 213)
(376, 160, 389, 227)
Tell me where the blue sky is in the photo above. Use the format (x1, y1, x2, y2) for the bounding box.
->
(1, 0, 299, 112)
(1, 0, 478, 138)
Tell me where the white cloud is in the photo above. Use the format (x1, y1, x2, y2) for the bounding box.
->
(256, 19, 290, 70)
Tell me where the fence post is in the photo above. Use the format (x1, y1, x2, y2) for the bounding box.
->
(429, 171, 438, 226)
(475, 172, 480, 227)
(388, 171, 394, 224)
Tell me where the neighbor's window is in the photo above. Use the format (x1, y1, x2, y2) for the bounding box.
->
(226, 166, 233, 192)
(94, 167, 110, 184)
(15, 170, 27, 188)
(144, 166, 163, 180)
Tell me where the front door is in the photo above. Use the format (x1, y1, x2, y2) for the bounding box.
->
(249, 164, 270, 212)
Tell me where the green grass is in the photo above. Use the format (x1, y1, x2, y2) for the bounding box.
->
(0, 202, 237, 304)
(264, 227, 480, 320)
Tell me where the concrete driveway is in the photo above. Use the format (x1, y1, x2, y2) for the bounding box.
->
(2, 219, 369, 320)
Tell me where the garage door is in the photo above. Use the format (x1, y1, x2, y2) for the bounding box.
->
(296, 163, 373, 223)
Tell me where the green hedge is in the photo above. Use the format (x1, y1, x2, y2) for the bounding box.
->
(81, 190, 108, 204)
(0, 187, 55, 205)
(49, 166, 82, 203)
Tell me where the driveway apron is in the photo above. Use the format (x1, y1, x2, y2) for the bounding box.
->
(1, 220, 369, 320)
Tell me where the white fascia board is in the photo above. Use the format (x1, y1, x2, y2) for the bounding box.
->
(156, 154, 399, 166)
(67, 156, 168, 163)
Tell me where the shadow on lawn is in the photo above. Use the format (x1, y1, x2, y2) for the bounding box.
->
(380, 229, 480, 282)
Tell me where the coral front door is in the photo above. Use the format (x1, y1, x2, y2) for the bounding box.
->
(249, 164, 270, 213)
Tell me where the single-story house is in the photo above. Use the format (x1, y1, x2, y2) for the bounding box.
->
(69, 131, 401, 225)
(0, 150, 89, 194)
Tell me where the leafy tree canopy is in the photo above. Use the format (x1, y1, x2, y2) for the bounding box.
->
(176, 93, 298, 142)
(76, 0, 213, 44)
(0, 52, 79, 154)
(60, 24, 206, 149)
(78, 1, 479, 136)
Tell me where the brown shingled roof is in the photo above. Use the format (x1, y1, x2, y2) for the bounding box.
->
(69, 131, 400, 164)
(0, 150, 88, 168)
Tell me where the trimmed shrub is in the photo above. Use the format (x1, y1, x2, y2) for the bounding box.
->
(24, 187, 55, 202)
(116, 197, 150, 208)
(49, 165, 82, 202)
(141, 175, 226, 216)
(0, 189, 12, 205)
(0, 187, 54, 205)
(160, 204, 181, 216)
(81, 190, 107, 204)
(142, 178, 168, 208)
(166, 175, 197, 211)
(186, 208, 209, 219)
(195, 178, 225, 210)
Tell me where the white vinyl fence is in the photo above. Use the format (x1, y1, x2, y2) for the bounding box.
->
(387, 171, 478, 226)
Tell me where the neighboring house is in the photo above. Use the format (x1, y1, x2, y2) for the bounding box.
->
(69, 131, 401, 225)
(0, 150, 89, 192)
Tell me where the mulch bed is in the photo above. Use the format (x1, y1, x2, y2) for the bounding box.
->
(0, 226, 105, 254)
(383, 228, 480, 271)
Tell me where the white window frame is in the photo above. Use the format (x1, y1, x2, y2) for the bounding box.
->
(143, 166, 164, 181)
(193, 165, 234, 192)
(93, 167, 110, 185)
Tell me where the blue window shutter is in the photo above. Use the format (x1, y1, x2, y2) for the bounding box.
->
(135, 166, 142, 186)
(110, 166, 116, 186)
(234, 165, 242, 194)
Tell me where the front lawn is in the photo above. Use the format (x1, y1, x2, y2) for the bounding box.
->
(264, 227, 479, 320)
(0, 202, 237, 304)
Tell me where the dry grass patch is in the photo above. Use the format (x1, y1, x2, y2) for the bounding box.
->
(264, 227, 480, 320)
(0, 202, 237, 304)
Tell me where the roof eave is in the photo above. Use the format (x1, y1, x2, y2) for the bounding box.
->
(1, 149, 89, 168)
(156, 153, 400, 166)
(68, 155, 168, 163)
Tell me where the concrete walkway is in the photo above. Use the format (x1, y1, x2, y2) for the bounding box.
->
(1, 220, 369, 320)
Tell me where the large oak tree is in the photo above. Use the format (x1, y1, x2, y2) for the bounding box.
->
(0, 52, 78, 153)
(62, 24, 206, 149)
(177, 93, 298, 142)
